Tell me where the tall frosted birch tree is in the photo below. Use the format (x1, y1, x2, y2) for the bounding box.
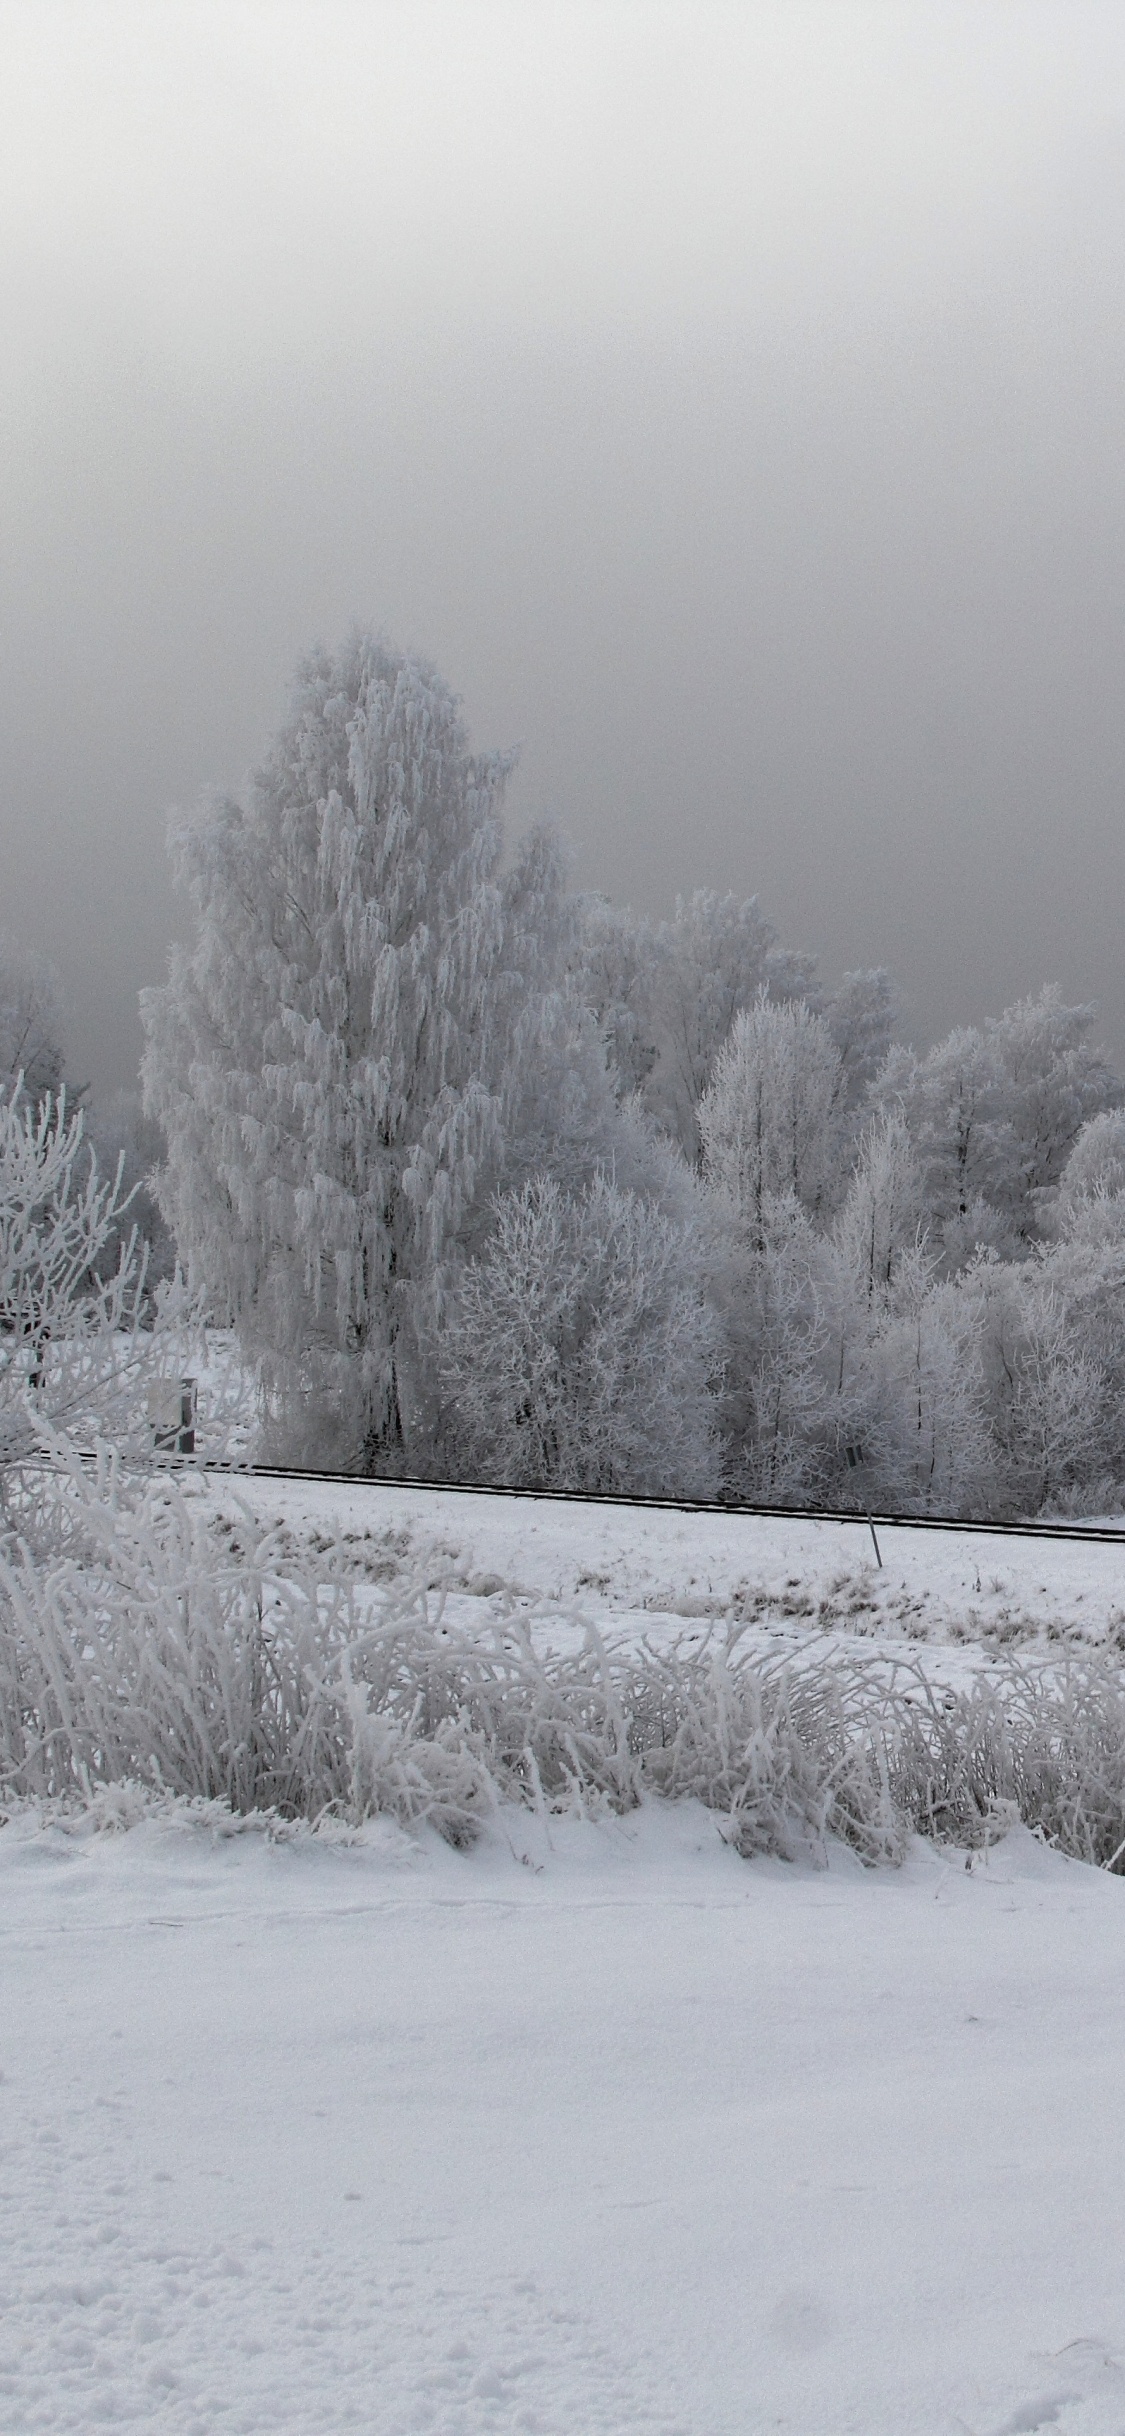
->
(142, 633, 552, 1469)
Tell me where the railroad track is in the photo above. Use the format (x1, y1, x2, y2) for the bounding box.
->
(198, 1462, 1125, 1550)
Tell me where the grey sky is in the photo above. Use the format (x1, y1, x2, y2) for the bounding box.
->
(5, 1, 1125, 1093)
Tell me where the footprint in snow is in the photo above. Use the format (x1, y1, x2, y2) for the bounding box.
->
(766, 2288, 836, 2354)
(986, 2338, 1125, 2435)
(989, 2398, 1079, 2434)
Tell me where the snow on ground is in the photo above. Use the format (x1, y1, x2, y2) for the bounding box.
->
(5, 1799, 1125, 2436)
(10, 1475, 1125, 2432)
(206, 1473, 1125, 1672)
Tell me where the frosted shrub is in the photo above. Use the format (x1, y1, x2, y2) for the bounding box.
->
(436, 1174, 722, 1497)
(0, 1480, 860, 1848)
(0, 1460, 642, 1833)
(0, 1087, 247, 1564)
(876, 1658, 1125, 1867)
(640, 1641, 1125, 1870)
(6, 1473, 1125, 1870)
(628, 1637, 904, 1863)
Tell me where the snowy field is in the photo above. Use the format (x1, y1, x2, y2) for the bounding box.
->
(214, 1471, 1125, 1666)
(9, 1476, 1125, 2435)
(6, 1801, 1125, 2436)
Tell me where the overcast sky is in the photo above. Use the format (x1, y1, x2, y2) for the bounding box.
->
(5, 0, 1125, 1093)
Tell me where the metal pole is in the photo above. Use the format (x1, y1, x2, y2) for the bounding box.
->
(845, 1443, 882, 1567)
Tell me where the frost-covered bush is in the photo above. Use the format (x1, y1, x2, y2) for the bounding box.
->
(874, 1657, 1125, 1868)
(0, 1460, 496, 1831)
(435, 1174, 722, 1497)
(6, 1477, 1125, 1872)
(0, 1086, 248, 1563)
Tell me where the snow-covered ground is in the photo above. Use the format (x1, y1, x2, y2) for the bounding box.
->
(5, 1799, 1125, 2436)
(10, 1475, 1125, 2434)
(212, 1472, 1125, 1666)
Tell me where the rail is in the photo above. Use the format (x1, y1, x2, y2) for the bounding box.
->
(197, 1463, 1125, 1549)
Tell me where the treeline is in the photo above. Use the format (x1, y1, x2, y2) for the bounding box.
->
(19, 630, 1125, 1519)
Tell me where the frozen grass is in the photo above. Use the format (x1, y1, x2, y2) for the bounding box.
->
(4, 1462, 1125, 1869)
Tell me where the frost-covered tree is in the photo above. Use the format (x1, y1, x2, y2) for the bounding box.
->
(143, 633, 573, 1471)
(699, 993, 844, 1237)
(1053, 1108, 1125, 1221)
(0, 1089, 151, 1493)
(436, 1174, 721, 1496)
(988, 988, 1120, 1218)
(816, 1109, 933, 1476)
(823, 969, 897, 1112)
(569, 896, 661, 1099)
(950, 985, 1124, 1263)
(569, 886, 822, 1162)
(864, 1279, 997, 1516)
(974, 1255, 1112, 1512)
(0, 940, 69, 1110)
(876, 1027, 1006, 1246)
(641, 890, 818, 1159)
(696, 1000, 849, 1494)
(878, 987, 1120, 1263)
(829, 1109, 930, 1323)
(86, 1092, 176, 1292)
(709, 1188, 836, 1502)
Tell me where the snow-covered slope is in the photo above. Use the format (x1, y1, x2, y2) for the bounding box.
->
(4, 1801, 1125, 2436)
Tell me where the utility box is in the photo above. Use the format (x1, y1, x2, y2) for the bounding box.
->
(148, 1376, 197, 1457)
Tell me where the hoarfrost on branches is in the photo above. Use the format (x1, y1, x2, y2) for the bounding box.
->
(0, 938, 68, 1111)
(699, 993, 845, 1232)
(436, 1174, 721, 1498)
(125, 626, 1125, 1517)
(0, 1087, 151, 1489)
(143, 636, 577, 1471)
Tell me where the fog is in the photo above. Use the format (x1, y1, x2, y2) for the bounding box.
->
(5, 0, 1125, 1093)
